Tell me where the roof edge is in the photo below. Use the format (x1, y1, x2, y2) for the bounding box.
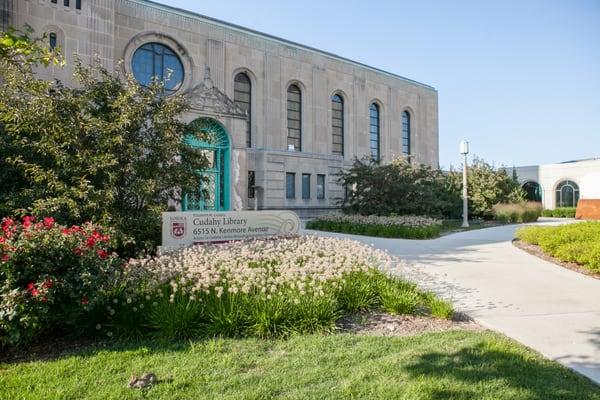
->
(128, 0, 437, 91)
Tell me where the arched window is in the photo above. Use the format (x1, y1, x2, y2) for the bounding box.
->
(402, 111, 411, 159)
(49, 32, 57, 50)
(369, 103, 380, 160)
(555, 180, 579, 208)
(131, 43, 184, 92)
(234, 72, 252, 148)
(287, 84, 302, 151)
(331, 94, 344, 156)
(522, 181, 542, 202)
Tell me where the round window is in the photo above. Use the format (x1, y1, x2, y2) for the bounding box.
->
(131, 42, 184, 92)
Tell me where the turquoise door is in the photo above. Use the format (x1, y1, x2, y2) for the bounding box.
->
(182, 118, 230, 211)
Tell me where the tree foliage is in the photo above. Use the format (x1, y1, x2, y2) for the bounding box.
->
(0, 27, 209, 256)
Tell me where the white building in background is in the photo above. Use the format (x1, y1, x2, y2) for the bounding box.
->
(507, 158, 600, 210)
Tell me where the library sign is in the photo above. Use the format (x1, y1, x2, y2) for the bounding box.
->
(161, 210, 301, 250)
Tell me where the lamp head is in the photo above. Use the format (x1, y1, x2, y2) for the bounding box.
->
(460, 140, 469, 155)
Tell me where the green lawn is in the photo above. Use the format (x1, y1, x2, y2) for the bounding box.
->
(1, 330, 598, 399)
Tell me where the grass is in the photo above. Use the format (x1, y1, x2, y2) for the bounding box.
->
(1, 330, 598, 399)
(516, 222, 600, 272)
(306, 220, 441, 239)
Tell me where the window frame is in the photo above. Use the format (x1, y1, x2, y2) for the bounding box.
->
(287, 84, 302, 151)
(317, 174, 326, 200)
(402, 110, 411, 158)
(555, 180, 580, 208)
(248, 170, 255, 199)
(302, 173, 311, 199)
(331, 94, 344, 156)
(286, 172, 296, 199)
(234, 72, 252, 148)
(131, 42, 185, 93)
(369, 103, 380, 161)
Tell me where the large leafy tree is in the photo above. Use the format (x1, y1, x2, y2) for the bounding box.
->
(0, 27, 208, 255)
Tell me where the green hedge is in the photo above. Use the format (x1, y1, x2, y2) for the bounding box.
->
(541, 208, 577, 218)
(305, 220, 441, 239)
(516, 222, 600, 273)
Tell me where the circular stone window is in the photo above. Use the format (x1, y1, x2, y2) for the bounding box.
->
(131, 42, 184, 92)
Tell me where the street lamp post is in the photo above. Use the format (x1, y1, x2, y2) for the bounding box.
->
(460, 140, 469, 228)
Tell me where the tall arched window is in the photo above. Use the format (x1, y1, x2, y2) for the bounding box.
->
(555, 180, 579, 207)
(49, 32, 57, 50)
(331, 94, 344, 156)
(234, 72, 252, 148)
(369, 103, 380, 160)
(287, 84, 302, 151)
(402, 111, 411, 159)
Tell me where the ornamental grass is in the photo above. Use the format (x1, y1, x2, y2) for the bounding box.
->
(305, 214, 442, 239)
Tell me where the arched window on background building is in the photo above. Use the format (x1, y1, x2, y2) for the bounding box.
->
(234, 72, 252, 147)
(49, 32, 57, 50)
(331, 94, 344, 156)
(402, 110, 411, 159)
(287, 84, 302, 151)
(555, 180, 579, 207)
(522, 181, 542, 202)
(369, 103, 380, 160)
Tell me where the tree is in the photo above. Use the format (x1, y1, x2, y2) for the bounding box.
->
(0, 27, 209, 256)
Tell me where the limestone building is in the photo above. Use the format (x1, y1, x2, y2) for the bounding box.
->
(3, 0, 439, 216)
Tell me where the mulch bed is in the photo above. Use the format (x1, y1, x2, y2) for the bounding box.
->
(513, 239, 600, 280)
(336, 312, 481, 336)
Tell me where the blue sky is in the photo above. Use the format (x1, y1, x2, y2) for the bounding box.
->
(160, 0, 600, 169)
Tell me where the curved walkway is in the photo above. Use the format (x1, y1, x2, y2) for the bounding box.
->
(305, 220, 600, 385)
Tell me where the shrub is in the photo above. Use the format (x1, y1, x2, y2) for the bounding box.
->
(100, 236, 453, 340)
(516, 222, 600, 273)
(541, 208, 577, 218)
(492, 202, 542, 223)
(306, 215, 442, 239)
(0, 216, 123, 346)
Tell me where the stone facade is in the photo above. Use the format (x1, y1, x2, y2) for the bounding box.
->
(8, 0, 439, 215)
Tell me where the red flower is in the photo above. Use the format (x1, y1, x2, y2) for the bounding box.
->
(42, 217, 55, 228)
(0, 236, 5, 244)
(86, 236, 97, 248)
(81, 296, 89, 305)
(42, 279, 53, 289)
(62, 228, 70, 235)
(27, 282, 40, 297)
(41, 296, 48, 302)
(1, 254, 9, 262)
(97, 249, 109, 260)
(22, 216, 35, 229)
(73, 247, 83, 256)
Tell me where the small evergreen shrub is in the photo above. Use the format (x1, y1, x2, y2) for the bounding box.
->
(516, 222, 600, 273)
(541, 208, 577, 218)
(306, 215, 442, 239)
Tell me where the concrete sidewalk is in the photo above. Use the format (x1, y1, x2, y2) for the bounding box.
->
(305, 220, 600, 385)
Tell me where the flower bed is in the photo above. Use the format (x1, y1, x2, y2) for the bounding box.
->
(515, 222, 600, 272)
(305, 215, 442, 239)
(103, 236, 452, 340)
(0, 217, 121, 346)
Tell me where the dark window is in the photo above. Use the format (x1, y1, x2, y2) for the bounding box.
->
(402, 111, 411, 158)
(64, 0, 69, 6)
(76, 0, 81, 10)
(248, 170, 255, 199)
(286, 173, 296, 199)
(332, 94, 344, 156)
(523, 181, 542, 202)
(131, 42, 184, 92)
(49, 33, 57, 50)
(51, 0, 57, 4)
(369, 103, 380, 160)
(555, 180, 579, 207)
(317, 174, 325, 199)
(234, 72, 252, 147)
(302, 174, 311, 199)
(287, 84, 302, 151)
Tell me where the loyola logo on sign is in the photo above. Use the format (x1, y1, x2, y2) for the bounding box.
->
(170, 217, 187, 239)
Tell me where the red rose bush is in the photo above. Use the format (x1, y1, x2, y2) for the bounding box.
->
(0, 217, 123, 346)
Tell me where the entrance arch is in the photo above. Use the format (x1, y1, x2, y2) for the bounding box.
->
(183, 118, 230, 211)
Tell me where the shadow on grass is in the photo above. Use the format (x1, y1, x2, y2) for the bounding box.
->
(403, 341, 600, 399)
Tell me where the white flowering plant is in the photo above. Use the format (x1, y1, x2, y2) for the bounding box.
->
(306, 214, 442, 239)
(99, 235, 452, 340)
